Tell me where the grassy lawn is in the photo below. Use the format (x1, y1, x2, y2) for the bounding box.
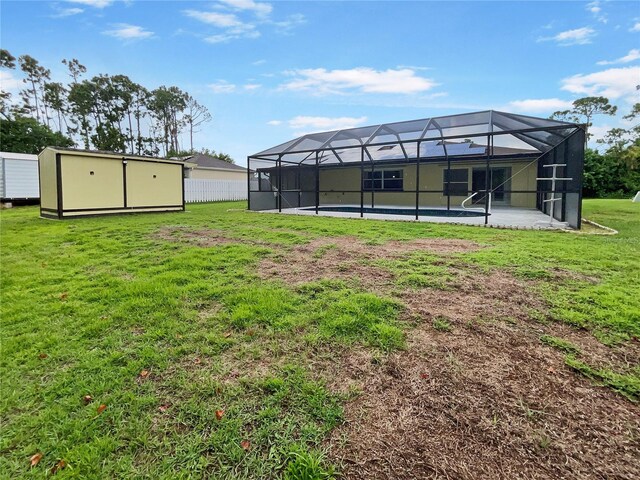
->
(1, 199, 639, 478)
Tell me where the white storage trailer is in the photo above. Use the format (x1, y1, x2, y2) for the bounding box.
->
(1, 152, 40, 202)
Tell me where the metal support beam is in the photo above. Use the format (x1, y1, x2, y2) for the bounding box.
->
(315, 151, 319, 214)
(484, 134, 490, 225)
(415, 142, 420, 220)
(277, 155, 282, 213)
(360, 147, 364, 218)
(246, 156, 251, 211)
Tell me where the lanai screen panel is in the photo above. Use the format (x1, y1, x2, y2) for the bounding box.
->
(248, 110, 584, 228)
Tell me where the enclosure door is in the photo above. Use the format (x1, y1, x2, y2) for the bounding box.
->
(471, 167, 511, 205)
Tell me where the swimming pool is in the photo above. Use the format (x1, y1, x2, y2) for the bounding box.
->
(301, 206, 488, 217)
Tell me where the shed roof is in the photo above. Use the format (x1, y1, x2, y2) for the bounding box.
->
(0, 151, 39, 161)
(42, 147, 188, 165)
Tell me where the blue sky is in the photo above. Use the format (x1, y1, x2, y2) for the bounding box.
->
(1, 0, 639, 165)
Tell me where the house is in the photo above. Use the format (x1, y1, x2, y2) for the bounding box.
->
(247, 110, 585, 229)
(183, 153, 247, 181)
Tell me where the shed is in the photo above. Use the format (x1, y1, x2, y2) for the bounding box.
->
(1, 151, 40, 203)
(38, 147, 186, 219)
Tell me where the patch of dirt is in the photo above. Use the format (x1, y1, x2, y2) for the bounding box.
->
(324, 318, 640, 480)
(400, 269, 545, 323)
(258, 236, 481, 290)
(154, 227, 240, 247)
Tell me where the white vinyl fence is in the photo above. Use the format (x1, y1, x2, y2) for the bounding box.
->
(184, 179, 247, 203)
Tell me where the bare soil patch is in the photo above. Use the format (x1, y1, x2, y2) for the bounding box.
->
(258, 236, 480, 290)
(254, 235, 639, 478)
(324, 319, 640, 480)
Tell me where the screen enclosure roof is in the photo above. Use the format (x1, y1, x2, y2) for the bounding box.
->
(250, 110, 582, 166)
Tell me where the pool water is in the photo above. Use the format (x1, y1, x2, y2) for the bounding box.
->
(301, 206, 488, 217)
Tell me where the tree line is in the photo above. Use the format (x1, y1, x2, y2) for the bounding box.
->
(550, 96, 639, 197)
(0, 49, 231, 161)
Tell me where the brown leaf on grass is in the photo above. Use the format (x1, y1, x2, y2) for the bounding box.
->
(547, 366, 557, 374)
(30, 452, 43, 467)
(38, 353, 48, 359)
(223, 332, 232, 338)
(158, 404, 169, 412)
(140, 369, 149, 378)
(97, 404, 107, 414)
(59, 292, 68, 300)
(50, 459, 66, 474)
(193, 357, 201, 365)
(240, 440, 250, 451)
(83, 395, 93, 405)
(215, 409, 224, 420)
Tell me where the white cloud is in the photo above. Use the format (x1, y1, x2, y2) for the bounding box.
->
(184, 3, 304, 44)
(204, 30, 260, 43)
(597, 49, 640, 65)
(52, 7, 84, 18)
(538, 27, 596, 46)
(271, 13, 306, 34)
(103, 23, 154, 41)
(184, 10, 244, 28)
(66, 0, 112, 8)
(185, 9, 260, 42)
(208, 81, 236, 93)
(586, 2, 607, 24)
(0, 70, 22, 94)
(252, 59, 267, 66)
(287, 116, 368, 134)
(218, 0, 272, 17)
(561, 66, 640, 101)
(508, 98, 574, 113)
(243, 83, 261, 90)
(267, 120, 282, 126)
(281, 67, 438, 95)
(630, 22, 640, 32)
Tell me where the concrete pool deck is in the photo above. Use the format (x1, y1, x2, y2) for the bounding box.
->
(257, 205, 572, 230)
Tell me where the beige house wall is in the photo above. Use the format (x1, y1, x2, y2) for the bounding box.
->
(319, 159, 538, 208)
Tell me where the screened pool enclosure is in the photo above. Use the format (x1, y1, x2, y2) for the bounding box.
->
(247, 110, 585, 229)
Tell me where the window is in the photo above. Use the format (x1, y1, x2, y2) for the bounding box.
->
(363, 169, 403, 191)
(443, 168, 468, 196)
(378, 145, 397, 151)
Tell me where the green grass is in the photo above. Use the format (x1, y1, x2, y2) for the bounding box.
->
(1, 199, 639, 478)
(432, 317, 452, 332)
(540, 334, 580, 354)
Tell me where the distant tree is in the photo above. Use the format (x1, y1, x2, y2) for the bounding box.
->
(62, 58, 86, 84)
(62, 58, 87, 142)
(0, 116, 73, 154)
(552, 96, 618, 147)
(216, 152, 235, 164)
(18, 55, 51, 125)
(149, 86, 188, 155)
(0, 49, 16, 120)
(184, 95, 212, 152)
(43, 82, 68, 133)
(0, 49, 16, 69)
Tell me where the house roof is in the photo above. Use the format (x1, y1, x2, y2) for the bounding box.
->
(185, 153, 246, 171)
